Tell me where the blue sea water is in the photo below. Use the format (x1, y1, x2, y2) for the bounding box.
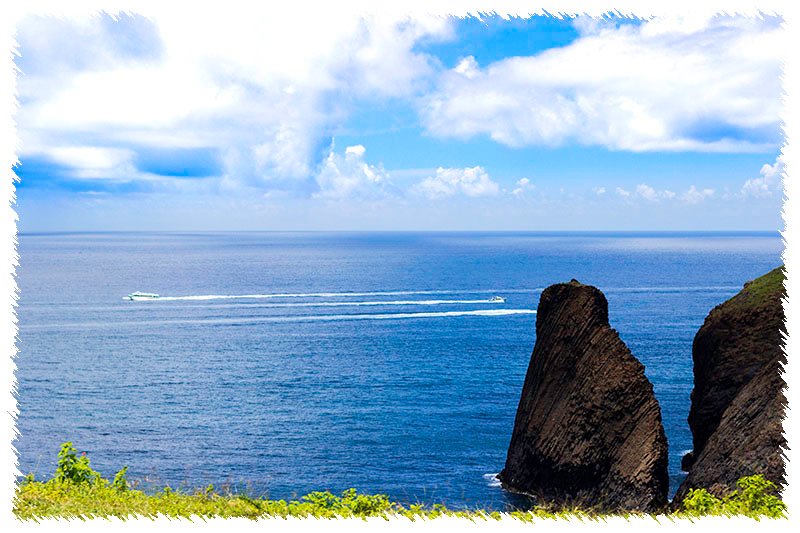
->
(14, 231, 783, 510)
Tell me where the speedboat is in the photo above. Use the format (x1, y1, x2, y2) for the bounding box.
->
(489, 296, 505, 303)
(127, 291, 160, 301)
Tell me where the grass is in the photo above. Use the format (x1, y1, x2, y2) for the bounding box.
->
(731, 265, 786, 310)
(13, 478, 586, 522)
(12, 442, 787, 521)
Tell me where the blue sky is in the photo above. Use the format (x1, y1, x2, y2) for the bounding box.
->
(13, 12, 785, 231)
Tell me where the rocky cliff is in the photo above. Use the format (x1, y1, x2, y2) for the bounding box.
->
(674, 267, 786, 504)
(498, 280, 668, 513)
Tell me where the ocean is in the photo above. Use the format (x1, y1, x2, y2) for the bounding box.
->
(13, 231, 784, 510)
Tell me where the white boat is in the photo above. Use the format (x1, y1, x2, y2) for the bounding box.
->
(127, 291, 160, 301)
(489, 296, 505, 303)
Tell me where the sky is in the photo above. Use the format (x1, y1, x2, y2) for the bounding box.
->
(11, 10, 787, 231)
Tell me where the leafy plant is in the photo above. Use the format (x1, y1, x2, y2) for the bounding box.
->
(680, 486, 720, 515)
(679, 475, 786, 518)
(111, 466, 129, 492)
(54, 442, 101, 485)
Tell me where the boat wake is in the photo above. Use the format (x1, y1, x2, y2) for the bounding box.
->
(125, 285, 739, 302)
(23, 308, 537, 331)
(165, 298, 507, 308)
(149, 289, 527, 301)
(282, 308, 535, 322)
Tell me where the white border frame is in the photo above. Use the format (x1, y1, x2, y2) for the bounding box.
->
(1, 1, 796, 531)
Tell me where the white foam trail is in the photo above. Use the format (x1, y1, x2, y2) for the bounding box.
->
(141, 289, 530, 301)
(483, 473, 502, 488)
(159, 298, 505, 309)
(285, 309, 536, 322)
(22, 309, 536, 330)
(127, 286, 739, 302)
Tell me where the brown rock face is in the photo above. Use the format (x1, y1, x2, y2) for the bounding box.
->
(498, 280, 669, 513)
(674, 267, 786, 504)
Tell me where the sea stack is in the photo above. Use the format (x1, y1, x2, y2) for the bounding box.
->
(673, 267, 786, 504)
(499, 280, 668, 513)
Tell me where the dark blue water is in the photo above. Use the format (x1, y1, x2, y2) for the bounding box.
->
(14, 232, 783, 509)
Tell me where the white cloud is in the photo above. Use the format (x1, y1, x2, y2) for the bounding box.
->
(636, 184, 658, 201)
(593, 187, 606, 195)
(682, 185, 715, 203)
(314, 144, 393, 199)
(421, 16, 783, 152)
(15, 9, 452, 189)
(453, 56, 480, 79)
(512, 177, 533, 197)
(345, 145, 366, 157)
(413, 167, 500, 199)
(741, 156, 785, 198)
(46, 146, 138, 179)
(635, 184, 676, 201)
(248, 124, 324, 183)
(616, 183, 681, 202)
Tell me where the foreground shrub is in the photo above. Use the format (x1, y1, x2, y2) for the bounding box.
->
(678, 475, 786, 518)
(13, 443, 787, 520)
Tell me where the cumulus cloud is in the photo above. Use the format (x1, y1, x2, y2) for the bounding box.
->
(617, 183, 700, 202)
(593, 187, 606, 195)
(15, 9, 452, 190)
(421, 16, 783, 152)
(635, 184, 676, 201)
(741, 156, 785, 198)
(512, 177, 534, 197)
(682, 185, 715, 203)
(314, 144, 393, 199)
(413, 166, 500, 198)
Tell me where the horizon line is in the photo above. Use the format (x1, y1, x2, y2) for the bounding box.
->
(17, 229, 784, 236)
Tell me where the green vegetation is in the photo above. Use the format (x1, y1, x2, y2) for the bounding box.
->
(13, 442, 786, 521)
(733, 265, 786, 310)
(676, 475, 786, 519)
